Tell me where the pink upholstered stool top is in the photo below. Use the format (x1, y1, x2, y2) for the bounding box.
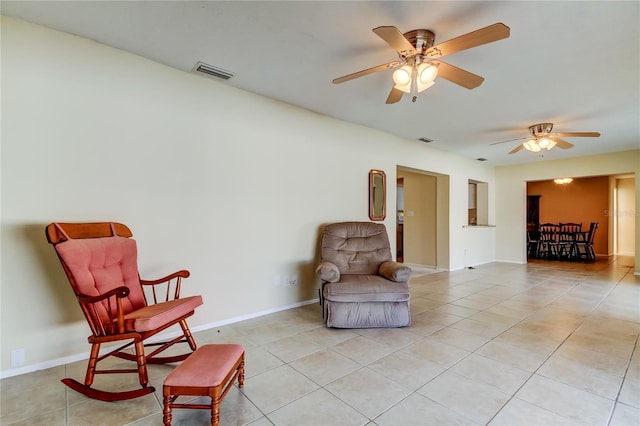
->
(164, 344, 244, 388)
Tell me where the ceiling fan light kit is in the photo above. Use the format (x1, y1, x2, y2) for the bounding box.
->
(332, 23, 510, 104)
(523, 137, 556, 152)
(392, 60, 438, 97)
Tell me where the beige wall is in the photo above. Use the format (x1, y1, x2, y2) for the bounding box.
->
(1, 17, 498, 375)
(527, 177, 609, 255)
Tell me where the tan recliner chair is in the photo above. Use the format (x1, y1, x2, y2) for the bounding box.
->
(316, 222, 411, 328)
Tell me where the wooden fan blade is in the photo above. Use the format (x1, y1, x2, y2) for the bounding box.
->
(490, 137, 526, 146)
(332, 61, 401, 84)
(551, 138, 574, 149)
(425, 23, 510, 58)
(431, 60, 484, 89)
(386, 87, 404, 104)
(509, 144, 524, 154)
(372, 26, 417, 56)
(552, 132, 601, 138)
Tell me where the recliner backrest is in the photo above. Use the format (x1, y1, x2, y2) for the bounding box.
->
(320, 222, 392, 275)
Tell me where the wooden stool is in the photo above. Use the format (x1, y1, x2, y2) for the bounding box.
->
(162, 344, 245, 426)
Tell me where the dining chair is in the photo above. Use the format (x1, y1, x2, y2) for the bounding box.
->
(537, 223, 560, 259)
(558, 222, 582, 260)
(575, 222, 598, 262)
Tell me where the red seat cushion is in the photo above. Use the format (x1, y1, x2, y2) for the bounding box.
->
(164, 344, 244, 388)
(122, 295, 203, 332)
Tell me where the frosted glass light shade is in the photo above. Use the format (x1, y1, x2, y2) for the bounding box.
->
(392, 66, 411, 86)
(538, 138, 550, 149)
(416, 80, 435, 92)
(554, 178, 573, 184)
(523, 139, 541, 152)
(417, 63, 438, 84)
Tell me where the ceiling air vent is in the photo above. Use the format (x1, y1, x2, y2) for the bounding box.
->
(418, 137, 433, 143)
(476, 158, 488, 161)
(192, 62, 234, 80)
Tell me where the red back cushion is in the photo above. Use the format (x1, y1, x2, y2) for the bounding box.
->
(56, 236, 147, 325)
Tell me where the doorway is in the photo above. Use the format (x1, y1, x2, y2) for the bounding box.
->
(613, 176, 635, 255)
(525, 174, 636, 259)
(396, 166, 450, 269)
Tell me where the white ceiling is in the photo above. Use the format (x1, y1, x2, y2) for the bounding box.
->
(3, 1, 639, 166)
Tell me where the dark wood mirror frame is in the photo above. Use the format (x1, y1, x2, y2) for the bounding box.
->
(369, 169, 386, 221)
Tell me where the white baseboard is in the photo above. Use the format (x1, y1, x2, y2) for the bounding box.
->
(188, 298, 319, 334)
(0, 298, 319, 379)
(493, 259, 527, 265)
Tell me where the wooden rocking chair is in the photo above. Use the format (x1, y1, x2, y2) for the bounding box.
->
(46, 222, 203, 402)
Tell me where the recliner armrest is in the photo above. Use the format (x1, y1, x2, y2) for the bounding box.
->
(315, 262, 340, 283)
(379, 261, 411, 282)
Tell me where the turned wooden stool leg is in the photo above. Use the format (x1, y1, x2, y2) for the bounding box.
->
(239, 359, 245, 388)
(162, 393, 172, 426)
(211, 393, 221, 426)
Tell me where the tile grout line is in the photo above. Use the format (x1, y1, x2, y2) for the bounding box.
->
(474, 278, 597, 425)
(367, 271, 581, 425)
(605, 334, 639, 426)
(484, 266, 636, 425)
(604, 264, 639, 425)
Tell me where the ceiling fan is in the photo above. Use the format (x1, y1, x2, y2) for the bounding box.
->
(332, 23, 510, 104)
(492, 123, 601, 154)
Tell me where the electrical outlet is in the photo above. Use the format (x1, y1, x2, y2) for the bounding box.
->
(289, 275, 298, 286)
(11, 349, 25, 368)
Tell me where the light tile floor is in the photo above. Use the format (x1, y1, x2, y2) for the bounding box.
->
(1, 256, 639, 425)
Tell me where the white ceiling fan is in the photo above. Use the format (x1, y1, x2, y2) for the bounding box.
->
(492, 123, 601, 154)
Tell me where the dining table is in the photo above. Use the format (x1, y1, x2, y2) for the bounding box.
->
(533, 223, 587, 261)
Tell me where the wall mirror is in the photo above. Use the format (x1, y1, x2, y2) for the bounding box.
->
(369, 169, 386, 221)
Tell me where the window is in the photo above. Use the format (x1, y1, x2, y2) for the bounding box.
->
(468, 180, 488, 225)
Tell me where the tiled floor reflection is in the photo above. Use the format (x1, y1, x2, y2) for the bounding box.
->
(1, 256, 638, 425)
